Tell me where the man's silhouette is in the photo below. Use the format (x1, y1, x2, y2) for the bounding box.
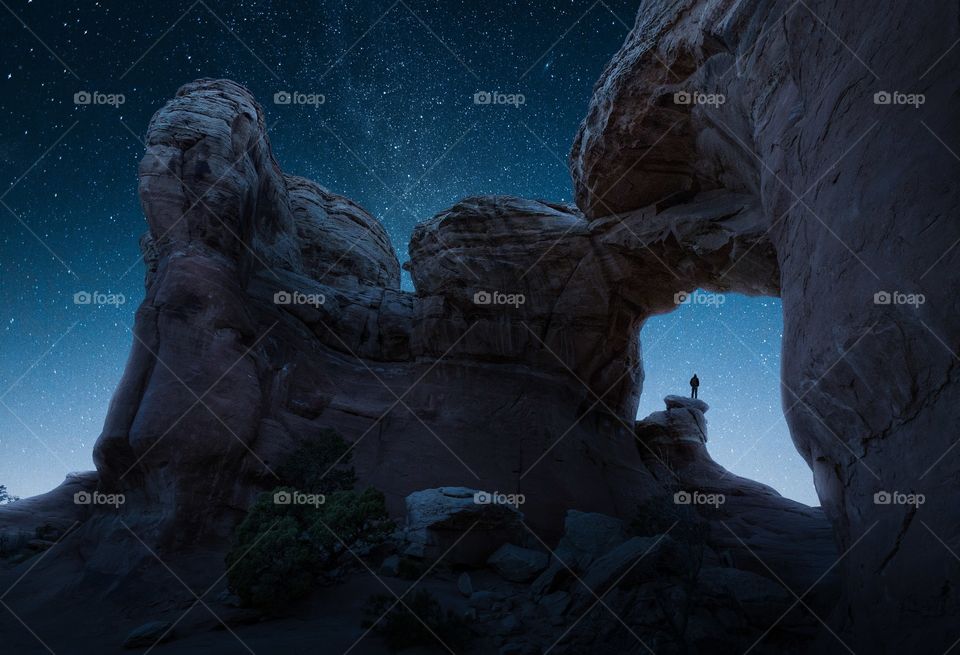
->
(690, 374, 700, 399)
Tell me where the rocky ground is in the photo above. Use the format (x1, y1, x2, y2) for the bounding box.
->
(0, 397, 836, 653)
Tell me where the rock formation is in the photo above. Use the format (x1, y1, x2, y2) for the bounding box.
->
(1, 0, 957, 649)
(19, 78, 776, 551)
(571, 0, 960, 649)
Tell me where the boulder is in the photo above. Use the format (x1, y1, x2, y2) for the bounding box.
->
(488, 544, 549, 582)
(698, 567, 792, 627)
(575, 536, 683, 604)
(539, 591, 570, 621)
(403, 487, 524, 565)
(123, 621, 174, 649)
(560, 511, 628, 562)
(663, 395, 708, 414)
(457, 571, 474, 597)
(636, 395, 709, 446)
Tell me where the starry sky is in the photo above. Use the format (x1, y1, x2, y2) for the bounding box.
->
(0, 0, 817, 505)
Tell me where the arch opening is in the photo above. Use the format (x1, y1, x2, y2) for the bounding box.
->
(636, 290, 817, 506)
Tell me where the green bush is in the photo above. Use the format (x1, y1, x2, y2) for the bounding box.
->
(225, 432, 393, 613)
(362, 589, 472, 652)
(276, 429, 357, 494)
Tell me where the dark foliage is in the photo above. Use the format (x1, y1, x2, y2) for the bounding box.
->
(362, 589, 472, 652)
(225, 431, 392, 613)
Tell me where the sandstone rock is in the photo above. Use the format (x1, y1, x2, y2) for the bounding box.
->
(636, 395, 837, 597)
(497, 614, 522, 636)
(404, 487, 524, 565)
(576, 536, 683, 601)
(123, 621, 174, 649)
(457, 571, 474, 597)
(663, 395, 708, 413)
(539, 591, 570, 620)
(560, 511, 628, 562)
(487, 544, 549, 582)
(72, 80, 781, 556)
(572, 4, 960, 647)
(468, 590, 500, 610)
(698, 566, 792, 627)
(0, 471, 96, 553)
(5, 4, 955, 641)
(530, 560, 572, 598)
(636, 395, 709, 446)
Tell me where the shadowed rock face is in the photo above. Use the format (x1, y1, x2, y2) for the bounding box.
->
(572, 0, 960, 649)
(636, 396, 837, 597)
(67, 78, 780, 551)
(4, 0, 951, 643)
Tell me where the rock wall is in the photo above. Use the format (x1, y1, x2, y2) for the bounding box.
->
(571, 0, 960, 649)
(66, 78, 779, 550)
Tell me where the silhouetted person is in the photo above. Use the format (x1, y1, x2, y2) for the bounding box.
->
(690, 374, 700, 399)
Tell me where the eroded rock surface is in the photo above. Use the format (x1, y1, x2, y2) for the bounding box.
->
(573, 0, 960, 648)
(66, 79, 781, 553)
(4, 0, 954, 642)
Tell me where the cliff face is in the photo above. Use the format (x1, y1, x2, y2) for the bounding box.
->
(571, 0, 960, 649)
(70, 78, 778, 549)
(1, 0, 955, 649)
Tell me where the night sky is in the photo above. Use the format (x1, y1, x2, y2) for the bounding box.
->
(0, 0, 817, 505)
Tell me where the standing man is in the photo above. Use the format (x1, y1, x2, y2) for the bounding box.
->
(690, 373, 700, 399)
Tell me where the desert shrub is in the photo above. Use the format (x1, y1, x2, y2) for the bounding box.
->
(362, 589, 472, 652)
(276, 428, 356, 494)
(226, 509, 315, 612)
(225, 432, 392, 612)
